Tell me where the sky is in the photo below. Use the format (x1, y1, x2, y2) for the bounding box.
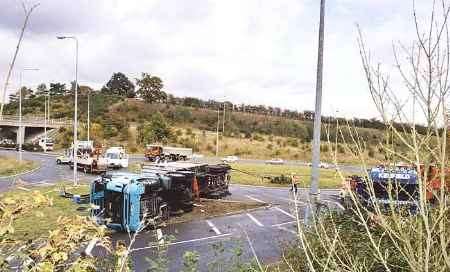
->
(0, 0, 435, 120)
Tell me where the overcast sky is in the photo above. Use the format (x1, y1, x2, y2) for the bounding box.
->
(0, 0, 433, 119)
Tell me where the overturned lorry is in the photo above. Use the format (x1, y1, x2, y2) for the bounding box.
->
(141, 162, 232, 198)
(90, 162, 232, 232)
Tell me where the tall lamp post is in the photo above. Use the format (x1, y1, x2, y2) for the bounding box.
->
(87, 89, 90, 141)
(57, 35, 79, 185)
(18, 68, 39, 162)
(305, 0, 326, 225)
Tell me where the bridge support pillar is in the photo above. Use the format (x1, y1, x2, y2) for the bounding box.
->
(16, 126, 25, 146)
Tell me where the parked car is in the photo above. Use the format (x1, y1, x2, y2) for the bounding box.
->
(265, 158, 285, 165)
(221, 155, 239, 163)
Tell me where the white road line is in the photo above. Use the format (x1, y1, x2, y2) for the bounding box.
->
(246, 213, 264, 227)
(277, 226, 297, 235)
(132, 233, 232, 252)
(272, 221, 296, 227)
(280, 196, 308, 205)
(156, 228, 164, 245)
(206, 220, 222, 235)
(273, 206, 296, 219)
(245, 194, 266, 203)
(84, 238, 99, 257)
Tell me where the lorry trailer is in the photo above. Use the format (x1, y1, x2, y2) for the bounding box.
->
(141, 161, 231, 198)
(144, 145, 193, 162)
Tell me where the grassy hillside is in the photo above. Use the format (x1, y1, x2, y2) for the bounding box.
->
(5, 93, 403, 164)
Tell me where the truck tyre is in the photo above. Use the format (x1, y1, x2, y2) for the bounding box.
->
(56, 159, 61, 165)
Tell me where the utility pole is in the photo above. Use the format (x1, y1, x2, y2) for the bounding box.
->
(44, 92, 47, 152)
(18, 68, 39, 162)
(87, 89, 90, 141)
(57, 36, 78, 185)
(222, 102, 226, 133)
(216, 106, 220, 157)
(305, 0, 326, 226)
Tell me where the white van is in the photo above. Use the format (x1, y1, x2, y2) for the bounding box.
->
(38, 138, 54, 151)
(105, 147, 129, 168)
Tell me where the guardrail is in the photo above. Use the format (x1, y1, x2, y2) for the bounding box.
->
(0, 115, 72, 126)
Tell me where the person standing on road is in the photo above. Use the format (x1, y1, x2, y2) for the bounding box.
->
(192, 176, 200, 201)
(290, 174, 298, 195)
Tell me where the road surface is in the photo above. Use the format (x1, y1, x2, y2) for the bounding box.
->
(0, 149, 343, 271)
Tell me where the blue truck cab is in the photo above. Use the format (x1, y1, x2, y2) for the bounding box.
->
(356, 166, 420, 209)
(90, 172, 169, 232)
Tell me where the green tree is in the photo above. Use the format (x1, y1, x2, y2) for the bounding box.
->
(48, 83, 66, 96)
(102, 72, 135, 98)
(35, 83, 48, 96)
(136, 73, 166, 103)
(138, 112, 172, 144)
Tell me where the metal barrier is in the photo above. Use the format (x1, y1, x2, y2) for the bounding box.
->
(0, 115, 71, 126)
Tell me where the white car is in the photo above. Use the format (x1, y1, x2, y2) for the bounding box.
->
(265, 158, 284, 165)
(221, 155, 239, 163)
(307, 162, 331, 168)
(56, 151, 71, 165)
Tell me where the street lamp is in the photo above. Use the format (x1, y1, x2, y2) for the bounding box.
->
(305, 0, 326, 226)
(18, 68, 39, 162)
(87, 88, 90, 141)
(57, 35, 79, 185)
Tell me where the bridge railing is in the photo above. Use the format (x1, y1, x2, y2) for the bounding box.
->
(0, 115, 72, 126)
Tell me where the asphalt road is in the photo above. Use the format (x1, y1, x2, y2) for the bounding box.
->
(0, 149, 343, 271)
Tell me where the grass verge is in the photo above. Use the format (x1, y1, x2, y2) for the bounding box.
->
(1, 183, 90, 241)
(230, 163, 347, 189)
(0, 155, 38, 177)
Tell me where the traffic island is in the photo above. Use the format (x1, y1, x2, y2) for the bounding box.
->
(0, 155, 39, 178)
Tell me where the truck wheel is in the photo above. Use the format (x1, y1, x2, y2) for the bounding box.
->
(56, 159, 61, 165)
(84, 167, 88, 173)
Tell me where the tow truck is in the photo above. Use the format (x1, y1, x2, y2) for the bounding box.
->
(69, 141, 107, 174)
(342, 163, 449, 210)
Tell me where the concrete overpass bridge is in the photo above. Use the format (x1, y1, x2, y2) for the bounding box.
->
(0, 115, 72, 144)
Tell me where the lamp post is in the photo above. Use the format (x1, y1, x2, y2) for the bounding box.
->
(18, 68, 39, 162)
(216, 106, 220, 157)
(305, 0, 326, 225)
(57, 35, 79, 185)
(87, 89, 90, 141)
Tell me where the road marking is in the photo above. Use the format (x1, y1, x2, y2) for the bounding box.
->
(273, 206, 296, 219)
(272, 221, 296, 227)
(85, 238, 99, 257)
(156, 228, 164, 245)
(245, 195, 266, 203)
(206, 220, 222, 235)
(246, 213, 264, 227)
(277, 226, 297, 235)
(280, 196, 308, 205)
(132, 233, 232, 252)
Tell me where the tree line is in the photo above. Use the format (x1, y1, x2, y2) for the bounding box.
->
(6, 71, 428, 134)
